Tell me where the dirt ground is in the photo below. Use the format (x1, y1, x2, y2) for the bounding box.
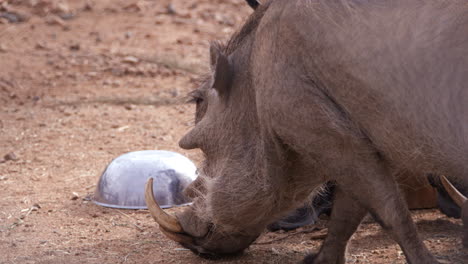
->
(0, 1, 466, 263)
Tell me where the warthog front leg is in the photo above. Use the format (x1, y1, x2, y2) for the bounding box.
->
(303, 187, 367, 264)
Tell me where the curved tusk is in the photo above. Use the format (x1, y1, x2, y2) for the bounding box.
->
(160, 227, 194, 245)
(440, 175, 468, 207)
(145, 178, 184, 233)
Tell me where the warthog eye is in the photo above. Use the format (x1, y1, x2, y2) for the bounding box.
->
(188, 89, 204, 104)
(187, 89, 208, 124)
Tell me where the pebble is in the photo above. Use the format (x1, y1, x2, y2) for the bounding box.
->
(166, 4, 177, 15)
(0, 11, 29, 23)
(35, 42, 49, 50)
(71, 192, 79, 200)
(124, 105, 135, 110)
(122, 56, 139, 64)
(69, 43, 80, 51)
(45, 15, 66, 27)
(4, 152, 18, 161)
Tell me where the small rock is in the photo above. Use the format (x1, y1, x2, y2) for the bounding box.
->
(71, 192, 79, 200)
(69, 43, 80, 51)
(124, 2, 142, 12)
(117, 125, 130, 132)
(58, 13, 74, 21)
(54, 2, 71, 14)
(4, 152, 18, 161)
(124, 105, 135, 110)
(35, 42, 49, 50)
(45, 15, 66, 27)
(0, 44, 6, 52)
(271, 247, 280, 255)
(166, 4, 176, 15)
(122, 56, 139, 64)
(83, 1, 93, 12)
(0, 11, 29, 23)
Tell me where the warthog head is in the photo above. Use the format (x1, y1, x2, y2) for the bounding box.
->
(145, 1, 311, 256)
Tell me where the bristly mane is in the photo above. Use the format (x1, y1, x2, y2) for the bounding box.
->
(224, 2, 270, 55)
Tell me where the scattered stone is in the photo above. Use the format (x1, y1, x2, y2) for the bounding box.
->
(45, 15, 66, 27)
(69, 43, 80, 51)
(0, 176, 8, 180)
(4, 152, 18, 161)
(155, 17, 164, 25)
(122, 56, 139, 64)
(117, 125, 130, 132)
(124, 105, 135, 111)
(124, 2, 142, 12)
(35, 42, 49, 50)
(166, 3, 177, 15)
(0, 10, 29, 23)
(83, 1, 93, 12)
(54, 2, 70, 14)
(58, 13, 74, 20)
(71, 192, 79, 200)
(0, 44, 6, 52)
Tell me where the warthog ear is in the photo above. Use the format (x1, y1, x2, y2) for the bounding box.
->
(210, 42, 232, 98)
(245, 0, 260, 10)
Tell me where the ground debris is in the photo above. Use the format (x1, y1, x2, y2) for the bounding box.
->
(71, 192, 80, 200)
(3, 152, 18, 162)
(122, 56, 139, 64)
(45, 14, 68, 29)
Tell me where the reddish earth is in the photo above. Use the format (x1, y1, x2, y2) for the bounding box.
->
(0, 1, 466, 263)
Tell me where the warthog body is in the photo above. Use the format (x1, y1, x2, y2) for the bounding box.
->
(148, 1, 468, 263)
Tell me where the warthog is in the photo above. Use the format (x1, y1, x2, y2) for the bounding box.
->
(146, 0, 468, 263)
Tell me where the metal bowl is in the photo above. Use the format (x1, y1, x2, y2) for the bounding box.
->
(93, 150, 197, 209)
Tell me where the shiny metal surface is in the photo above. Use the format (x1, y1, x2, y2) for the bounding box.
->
(93, 150, 197, 209)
